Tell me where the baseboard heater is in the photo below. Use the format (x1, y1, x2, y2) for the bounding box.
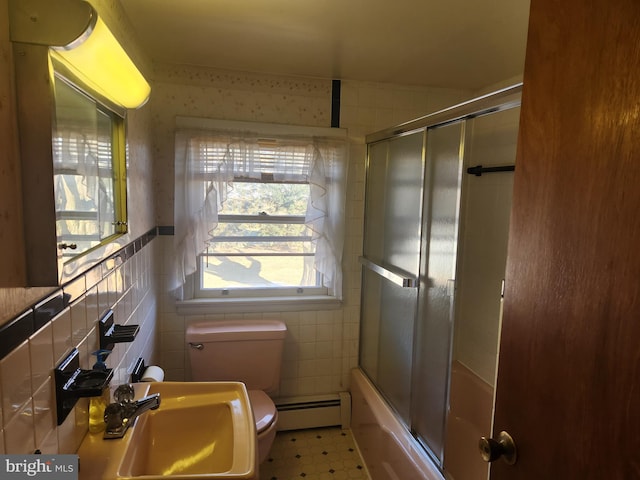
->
(275, 392, 351, 431)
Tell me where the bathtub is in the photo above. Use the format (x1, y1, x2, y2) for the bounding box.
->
(350, 364, 493, 480)
(350, 368, 443, 480)
(444, 362, 492, 480)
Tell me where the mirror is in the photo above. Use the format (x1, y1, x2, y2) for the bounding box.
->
(53, 74, 128, 260)
(7, 42, 131, 287)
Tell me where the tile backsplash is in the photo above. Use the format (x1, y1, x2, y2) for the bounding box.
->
(0, 231, 159, 454)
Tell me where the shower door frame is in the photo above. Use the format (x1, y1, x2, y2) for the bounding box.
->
(365, 84, 522, 145)
(359, 83, 523, 470)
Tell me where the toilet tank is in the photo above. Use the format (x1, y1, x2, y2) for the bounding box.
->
(186, 319, 287, 393)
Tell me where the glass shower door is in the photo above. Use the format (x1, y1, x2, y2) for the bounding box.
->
(358, 85, 523, 478)
(411, 120, 465, 464)
(359, 130, 425, 423)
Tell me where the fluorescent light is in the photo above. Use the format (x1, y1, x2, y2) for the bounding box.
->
(51, 16, 150, 109)
(10, 0, 150, 109)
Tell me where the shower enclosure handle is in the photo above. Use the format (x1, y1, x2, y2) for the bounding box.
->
(358, 257, 418, 288)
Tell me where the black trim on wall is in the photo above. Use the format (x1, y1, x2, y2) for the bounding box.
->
(158, 226, 175, 236)
(0, 310, 34, 359)
(34, 292, 66, 331)
(331, 79, 341, 128)
(0, 227, 159, 362)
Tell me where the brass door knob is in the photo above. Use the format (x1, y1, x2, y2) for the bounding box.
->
(479, 431, 517, 465)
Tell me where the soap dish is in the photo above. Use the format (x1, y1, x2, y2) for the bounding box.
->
(99, 309, 139, 350)
(54, 348, 113, 425)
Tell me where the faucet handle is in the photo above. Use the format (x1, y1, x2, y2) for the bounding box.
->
(114, 384, 135, 403)
(104, 403, 125, 430)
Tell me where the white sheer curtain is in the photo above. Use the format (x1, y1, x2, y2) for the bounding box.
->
(171, 127, 348, 300)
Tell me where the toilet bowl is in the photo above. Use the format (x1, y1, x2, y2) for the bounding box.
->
(186, 319, 287, 464)
(249, 390, 278, 463)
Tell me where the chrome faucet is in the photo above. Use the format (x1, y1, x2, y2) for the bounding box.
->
(103, 384, 161, 439)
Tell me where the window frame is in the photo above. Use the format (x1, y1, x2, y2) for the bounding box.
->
(173, 117, 348, 310)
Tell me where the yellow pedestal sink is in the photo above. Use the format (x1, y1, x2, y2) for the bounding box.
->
(77, 382, 256, 480)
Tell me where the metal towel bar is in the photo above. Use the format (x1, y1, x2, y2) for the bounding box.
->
(466, 164, 515, 176)
(359, 257, 418, 288)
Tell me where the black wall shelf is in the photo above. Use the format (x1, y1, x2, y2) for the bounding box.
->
(99, 309, 139, 351)
(54, 348, 113, 425)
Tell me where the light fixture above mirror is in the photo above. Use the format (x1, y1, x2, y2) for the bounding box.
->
(9, 0, 150, 109)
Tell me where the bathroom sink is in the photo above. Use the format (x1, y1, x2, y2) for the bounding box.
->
(77, 382, 256, 480)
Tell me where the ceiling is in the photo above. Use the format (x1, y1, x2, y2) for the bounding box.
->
(120, 0, 530, 91)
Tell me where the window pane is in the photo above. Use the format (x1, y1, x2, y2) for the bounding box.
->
(201, 255, 317, 288)
(196, 152, 325, 293)
(212, 222, 310, 239)
(205, 241, 313, 255)
(222, 182, 309, 216)
(201, 180, 319, 289)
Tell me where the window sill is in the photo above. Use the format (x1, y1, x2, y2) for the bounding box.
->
(175, 295, 342, 315)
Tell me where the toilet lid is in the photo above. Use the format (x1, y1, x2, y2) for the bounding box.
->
(248, 390, 277, 433)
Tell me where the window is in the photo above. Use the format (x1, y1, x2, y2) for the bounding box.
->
(172, 119, 348, 305)
(200, 179, 321, 294)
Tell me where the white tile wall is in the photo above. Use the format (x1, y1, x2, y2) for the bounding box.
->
(0, 240, 159, 454)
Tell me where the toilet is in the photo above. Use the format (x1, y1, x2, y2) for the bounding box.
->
(186, 319, 287, 464)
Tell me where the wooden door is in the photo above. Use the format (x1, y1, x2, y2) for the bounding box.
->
(491, 0, 640, 478)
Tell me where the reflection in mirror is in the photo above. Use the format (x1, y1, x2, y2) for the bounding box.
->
(52, 75, 127, 262)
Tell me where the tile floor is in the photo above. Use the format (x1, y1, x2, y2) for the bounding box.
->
(259, 427, 371, 480)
